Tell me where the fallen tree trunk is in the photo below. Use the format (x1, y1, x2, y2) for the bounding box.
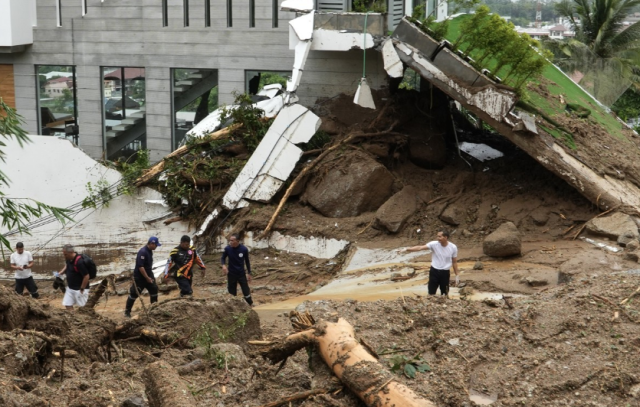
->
(84, 278, 109, 309)
(134, 125, 237, 186)
(262, 317, 435, 407)
(143, 361, 197, 407)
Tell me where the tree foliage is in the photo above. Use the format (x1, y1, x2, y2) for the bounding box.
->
(547, 0, 640, 105)
(454, 5, 551, 90)
(0, 99, 72, 253)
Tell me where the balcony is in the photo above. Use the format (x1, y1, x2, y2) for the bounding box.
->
(0, 0, 36, 52)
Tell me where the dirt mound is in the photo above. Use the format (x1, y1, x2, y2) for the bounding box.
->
(116, 296, 261, 348)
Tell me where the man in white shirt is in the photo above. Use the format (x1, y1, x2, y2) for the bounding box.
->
(399, 229, 459, 296)
(10, 242, 39, 299)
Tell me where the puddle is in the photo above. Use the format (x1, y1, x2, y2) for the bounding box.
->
(254, 267, 524, 320)
(255, 246, 552, 321)
(469, 390, 498, 405)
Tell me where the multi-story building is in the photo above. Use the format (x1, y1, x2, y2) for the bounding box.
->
(0, 0, 447, 162)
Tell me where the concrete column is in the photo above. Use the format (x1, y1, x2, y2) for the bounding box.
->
(145, 67, 172, 163)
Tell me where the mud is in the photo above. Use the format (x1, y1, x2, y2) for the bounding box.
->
(0, 90, 638, 406)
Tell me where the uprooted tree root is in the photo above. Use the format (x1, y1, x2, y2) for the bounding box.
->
(262, 312, 435, 407)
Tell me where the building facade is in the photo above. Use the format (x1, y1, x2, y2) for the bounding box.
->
(0, 0, 446, 162)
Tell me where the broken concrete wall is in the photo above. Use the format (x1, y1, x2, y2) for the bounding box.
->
(391, 17, 640, 214)
(0, 136, 191, 276)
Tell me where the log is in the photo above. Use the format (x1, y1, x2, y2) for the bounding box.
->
(263, 317, 435, 407)
(84, 278, 109, 309)
(143, 361, 197, 407)
(134, 125, 236, 186)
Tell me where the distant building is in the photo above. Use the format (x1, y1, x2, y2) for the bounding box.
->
(517, 24, 575, 40)
(44, 77, 73, 97)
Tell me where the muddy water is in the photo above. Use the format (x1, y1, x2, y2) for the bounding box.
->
(255, 247, 558, 321)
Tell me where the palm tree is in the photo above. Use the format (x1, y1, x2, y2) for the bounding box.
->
(548, 0, 640, 105)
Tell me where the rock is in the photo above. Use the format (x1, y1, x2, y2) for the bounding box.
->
(408, 132, 447, 169)
(362, 142, 390, 158)
(624, 251, 639, 262)
(121, 395, 147, 407)
(482, 299, 501, 307)
(209, 343, 248, 369)
(522, 276, 548, 287)
(473, 261, 484, 270)
(529, 208, 549, 226)
(440, 204, 464, 226)
(375, 185, 418, 233)
(176, 359, 205, 375)
(617, 231, 637, 247)
(462, 229, 473, 237)
(318, 117, 344, 135)
(302, 151, 394, 218)
(483, 222, 522, 257)
(627, 239, 640, 252)
(586, 212, 639, 240)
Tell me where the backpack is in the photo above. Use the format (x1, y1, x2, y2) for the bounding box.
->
(74, 254, 97, 280)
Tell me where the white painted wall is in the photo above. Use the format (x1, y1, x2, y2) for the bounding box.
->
(0, 0, 35, 47)
(0, 136, 192, 277)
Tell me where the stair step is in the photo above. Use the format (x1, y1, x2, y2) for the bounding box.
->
(176, 80, 195, 86)
(129, 111, 145, 118)
(173, 86, 185, 92)
(187, 73, 204, 79)
(113, 124, 132, 131)
(121, 118, 141, 125)
(106, 130, 122, 138)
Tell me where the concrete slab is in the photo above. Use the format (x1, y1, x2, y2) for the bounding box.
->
(382, 38, 404, 78)
(289, 12, 314, 41)
(310, 29, 375, 51)
(222, 104, 320, 209)
(280, 0, 314, 12)
(287, 39, 312, 93)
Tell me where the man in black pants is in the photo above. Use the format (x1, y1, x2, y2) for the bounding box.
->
(10, 242, 39, 299)
(163, 235, 205, 297)
(397, 229, 459, 297)
(125, 237, 161, 318)
(221, 234, 253, 306)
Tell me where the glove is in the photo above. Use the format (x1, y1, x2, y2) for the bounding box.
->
(455, 275, 460, 286)
(53, 271, 60, 278)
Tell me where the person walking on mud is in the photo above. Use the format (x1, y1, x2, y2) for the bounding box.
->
(59, 244, 90, 310)
(398, 229, 459, 296)
(10, 242, 39, 299)
(221, 234, 253, 306)
(124, 237, 161, 318)
(163, 235, 206, 297)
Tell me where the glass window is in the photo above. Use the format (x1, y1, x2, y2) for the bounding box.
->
(36, 65, 79, 144)
(102, 67, 146, 161)
(171, 68, 218, 150)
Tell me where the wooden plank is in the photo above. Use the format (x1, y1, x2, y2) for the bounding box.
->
(0, 65, 16, 109)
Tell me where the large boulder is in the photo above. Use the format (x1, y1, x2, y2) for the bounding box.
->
(302, 151, 394, 218)
(440, 204, 464, 226)
(586, 212, 639, 240)
(375, 185, 418, 233)
(483, 222, 521, 257)
(409, 132, 447, 169)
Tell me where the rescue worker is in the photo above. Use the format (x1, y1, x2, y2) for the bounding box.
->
(221, 233, 253, 306)
(124, 237, 161, 317)
(163, 235, 206, 297)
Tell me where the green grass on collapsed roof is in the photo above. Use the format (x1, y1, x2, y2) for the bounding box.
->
(442, 14, 630, 143)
